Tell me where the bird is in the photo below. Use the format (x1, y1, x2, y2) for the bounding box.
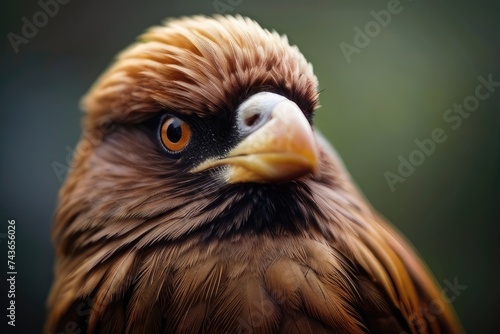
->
(46, 15, 463, 334)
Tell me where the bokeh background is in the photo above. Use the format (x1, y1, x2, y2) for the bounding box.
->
(1, 0, 499, 332)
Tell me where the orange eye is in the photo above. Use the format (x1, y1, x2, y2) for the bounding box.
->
(160, 116, 191, 153)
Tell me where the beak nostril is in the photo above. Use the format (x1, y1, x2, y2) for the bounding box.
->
(237, 92, 286, 134)
(244, 113, 261, 127)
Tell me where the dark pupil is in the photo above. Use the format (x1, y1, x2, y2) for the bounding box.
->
(167, 119, 183, 143)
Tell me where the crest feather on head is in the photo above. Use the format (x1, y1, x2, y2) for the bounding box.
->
(82, 15, 319, 131)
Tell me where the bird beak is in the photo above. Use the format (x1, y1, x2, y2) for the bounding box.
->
(191, 97, 319, 183)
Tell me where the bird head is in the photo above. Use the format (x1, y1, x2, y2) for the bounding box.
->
(83, 14, 321, 181)
(56, 15, 348, 250)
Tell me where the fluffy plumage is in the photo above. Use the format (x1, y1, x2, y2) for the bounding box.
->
(46, 15, 462, 333)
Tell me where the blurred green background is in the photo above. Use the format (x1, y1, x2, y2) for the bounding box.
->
(1, 0, 499, 332)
